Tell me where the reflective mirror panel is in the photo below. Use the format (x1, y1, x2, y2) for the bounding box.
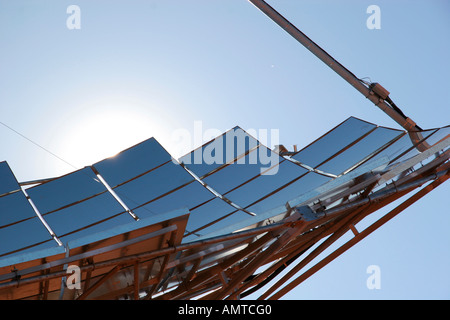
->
(184, 197, 249, 239)
(213, 159, 308, 210)
(425, 126, 450, 146)
(1, 117, 447, 263)
(54, 202, 136, 243)
(179, 126, 260, 178)
(0, 191, 55, 257)
(93, 138, 172, 188)
(42, 192, 129, 242)
(245, 171, 331, 214)
(0, 163, 56, 257)
(292, 117, 377, 168)
(0, 218, 56, 257)
(132, 179, 215, 219)
(0, 191, 37, 227)
(0, 161, 20, 196)
(394, 126, 450, 164)
(367, 129, 434, 166)
(179, 126, 313, 216)
(317, 126, 404, 175)
(200, 147, 296, 194)
(111, 161, 195, 210)
(26, 167, 107, 215)
(25, 167, 135, 244)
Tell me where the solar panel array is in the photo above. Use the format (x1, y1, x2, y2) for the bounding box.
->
(1, 117, 449, 268)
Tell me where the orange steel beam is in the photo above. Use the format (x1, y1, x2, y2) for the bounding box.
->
(239, 167, 448, 299)
(265, 171, 449, 300)
(234, 204, 372, 299)
(134, 262, 140, 300)
(76, 265, 122, 300)
(206, 216, 309, 300)
(0, 220, 286, 293)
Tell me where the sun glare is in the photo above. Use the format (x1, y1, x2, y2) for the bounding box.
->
(57, 101, 168, 170)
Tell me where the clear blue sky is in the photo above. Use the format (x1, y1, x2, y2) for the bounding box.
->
(0, 0, 448, 299)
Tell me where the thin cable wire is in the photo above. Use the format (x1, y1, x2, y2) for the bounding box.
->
(0, 120, 79, 171)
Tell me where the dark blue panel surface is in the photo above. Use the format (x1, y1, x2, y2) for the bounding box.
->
(198, 146, 290, 195)
(184, 197, 249, 238)
(0, 161, 20, 196)
(179, 127, 260, 178)
(0, 216, 55, 257)
(292, 117, 376, 168)
(26, 166, 138, 245)
(0, 190, 37, 227)
(245, 172, 331, 214)
(0, 181, 57, 257)
(27, 167, 107, 214)
(180, 127, 312, 216)
(43, 192, 129, 240)
(132, 179, 215, 219)
(213, 158, 308, 211)
(317, 126, 403, 175)
(57, 211, 133, 245)
(112, 161, 195, 210)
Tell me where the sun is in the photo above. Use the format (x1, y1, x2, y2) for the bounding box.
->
(55, 99, 169, 172)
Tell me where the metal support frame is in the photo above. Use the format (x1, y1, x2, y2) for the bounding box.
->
(263, 171, 449, 299)
(77, 265, 122, 300)
(0, 217, 289, 299)
(248, 0, 425, 141)
(221, 167, 445, 299)
(205, 209, 310, 300)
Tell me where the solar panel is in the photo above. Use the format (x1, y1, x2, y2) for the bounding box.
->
(108, 161, 195, 210)
(244, 171, 331, 214)
(91, 136, 247, 242)
(425, 126, 450, 146)
(131, 179, 213, 218)
(292, 117, 377, 168)
(65, 207, 189, 251)
(1, 191, 38, 227)
(238, 124, 411, 218)
(170, 127, 335, 241)
(26, 167, 133, 244)
(181, 128, 306, 207)
(92, 138, 172, 188)
(127, 178, 243, 239)
(195, 155, 389, 241)
(209, 159, 309, 210)
(123, 172, 257, 242)
(197, 146, 277, 195)
(47, 194, 132, 244)
(0, 163, 55, 258)
(183, 198, 250, 242)
(3, 118, 433, 253)
(176, 120, 413, 240)
(0, 216, 56, 258)
(316, 126, 404, 175)
(394, 126, 450, 164)
(179, 126, 260, 178)
(26, 167, 106, 214)
(0, 162, 21, 196)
